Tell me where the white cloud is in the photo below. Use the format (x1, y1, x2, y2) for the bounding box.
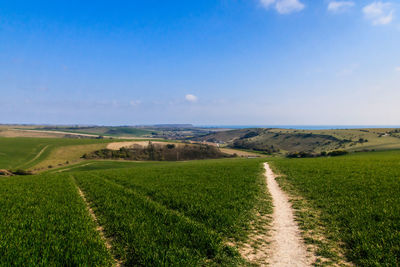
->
(185, 94, 198, 103)
(338, 63, 359, 76)
(328, 1, 355, 13)
(260, 0, 305, 14)
(363, 2, 394, 25)
(129, 100, 141, 107)
(395, 66, 400, 72)
(260, 0, 275, 8)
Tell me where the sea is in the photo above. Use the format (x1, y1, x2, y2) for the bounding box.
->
(196, 125, 400, 130)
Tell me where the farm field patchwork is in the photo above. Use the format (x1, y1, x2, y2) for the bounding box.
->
(270, 150, 400, 266)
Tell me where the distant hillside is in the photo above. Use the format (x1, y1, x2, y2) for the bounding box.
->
(193, 128, 264, 143)
(192, 128, 400, 154)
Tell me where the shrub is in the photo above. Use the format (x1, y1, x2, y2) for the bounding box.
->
(327, 150, 349, 157)
(12, 169, 33, 175)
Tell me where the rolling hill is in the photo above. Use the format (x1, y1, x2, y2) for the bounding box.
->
(192, 128, 400, 154)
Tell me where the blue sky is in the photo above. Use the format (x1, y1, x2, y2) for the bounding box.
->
(1, 0, 399, 125)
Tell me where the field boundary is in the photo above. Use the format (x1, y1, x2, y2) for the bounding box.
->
(71, 175, 121, 267)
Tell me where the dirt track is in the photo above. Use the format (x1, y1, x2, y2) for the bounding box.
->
(264, 162, 313, 266)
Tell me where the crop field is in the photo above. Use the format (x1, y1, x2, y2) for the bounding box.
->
(1, 158, 269, 266)
(270, 150, 400, 266)
(72, 158, 269, 265)
(0, 173, 113, 265)
(0, 137, 118, 170)
(49, 160, 145, 173)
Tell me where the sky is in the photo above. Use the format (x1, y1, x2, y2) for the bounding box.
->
(1, 0, 399, 126)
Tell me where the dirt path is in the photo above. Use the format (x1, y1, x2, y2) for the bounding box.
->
(264, 162, 313, 266)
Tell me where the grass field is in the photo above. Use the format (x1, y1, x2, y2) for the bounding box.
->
(0, 137, 121, 171)
(270, 150, 400, 266)
(1, 158, 269, 266)
(4, 133, 400, 265)
(0, 173, 113, 266)
(48, 160, 145, 173)
(72, 158, 269, 265)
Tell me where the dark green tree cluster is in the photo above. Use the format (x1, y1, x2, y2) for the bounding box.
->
(83, 142, 233, 161)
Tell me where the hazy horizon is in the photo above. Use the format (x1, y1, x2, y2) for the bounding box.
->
(1, 1, 399, 125)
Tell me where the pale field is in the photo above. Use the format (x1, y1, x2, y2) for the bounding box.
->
(0, 129, 68, 138)
(106, 141, 178, 150)
(219, 148, 263, 157)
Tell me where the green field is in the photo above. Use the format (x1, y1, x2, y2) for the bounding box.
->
(72, 159, 269, 265)
(0, 137, 114, 170)
(1, 158, 269, 266)
(2, 133, 400, 266)
(49, 160, 145, 173)
(0, 173, 113, 266)
(270, 150, 400, 266)
(0, 137, 119, 171)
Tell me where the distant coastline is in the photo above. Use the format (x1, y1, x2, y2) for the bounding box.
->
(197, 125, 400, 130)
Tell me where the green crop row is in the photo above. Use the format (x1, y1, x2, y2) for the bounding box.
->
(74, 159, 268, 241)
(72, 158, 270, 265)
(75, 174, 238, 266)
(0, 174, 113, 266)
(270, 150, 400, 266)
(1, 158, 269, 266)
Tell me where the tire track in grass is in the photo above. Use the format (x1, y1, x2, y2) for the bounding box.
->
(75, 173, 241, 266)
(17, 144, 49, 169)
(71, 175, 122, 267)
(101, 176, 214, 232)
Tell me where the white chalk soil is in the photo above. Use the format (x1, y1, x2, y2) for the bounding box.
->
(264, 162, 314, 266)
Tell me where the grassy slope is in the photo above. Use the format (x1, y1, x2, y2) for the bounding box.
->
(72, 158, 270, 265)
(0, 137, 119, 171)
(31, 143, 110, 171)
(0, 137, 46, 169)
(270, 150, 400, 266)
(271, 128, 400, 152)
(0, 174, 113, 266)
(196, 128, 400, 153)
